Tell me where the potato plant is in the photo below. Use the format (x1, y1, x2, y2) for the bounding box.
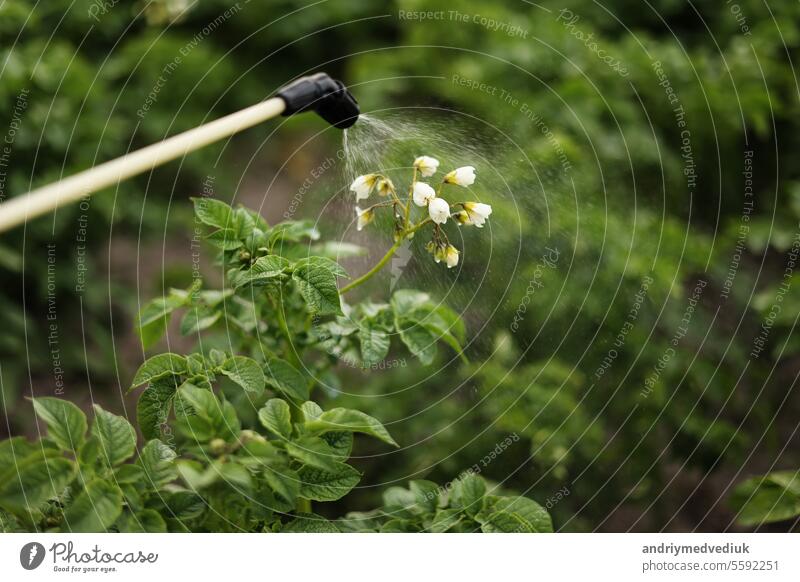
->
(339, 472, 553, 533)
(730, 470, 800, 527)
(0, 172, 551, 532)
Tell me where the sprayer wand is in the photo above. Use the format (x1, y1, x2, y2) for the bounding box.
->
(0, 72, 359, 233)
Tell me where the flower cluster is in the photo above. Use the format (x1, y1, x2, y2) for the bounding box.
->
(349, 156, 492, 270)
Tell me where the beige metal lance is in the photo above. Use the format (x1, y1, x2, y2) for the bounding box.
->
(0, 71, 360, 233)
(0, 97, 286, 233)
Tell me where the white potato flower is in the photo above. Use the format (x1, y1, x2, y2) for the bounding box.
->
(413, 182, 436, 207)
(350, 174, 378, 201)
(428, 197, 451, 224)
(433, 243, 459, 268)
(355, 206, 374, 231)
(444, 166, 476, 187)
(413, 156, 440, 177)
(445, 245, 460, 268)
(376, 176, 395, 197)
(459, 202, 492, 227)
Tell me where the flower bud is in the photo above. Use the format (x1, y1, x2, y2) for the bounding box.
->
(376, 176, 395, 197)
(210, 438, 227, 455)
(239, 429, 266, 445)
(445, 245, 460, 268)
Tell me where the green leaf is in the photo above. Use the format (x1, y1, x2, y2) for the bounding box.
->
(409, 480, 441, 513)
(452, 473, 486, 516)
(395, 317, 436, 366)
(301, 401, 323, 422)
(0, 509, 24, 532)
(31, 397, 87, 451)
(138, 379, 177, 434)
(130, 354, 187, 390)
(238, 439, 280, 463)
(432, 304, 466, 344)
(208, 349, 226, 367)
(136, 298, 176, 349)
(305, 408, 398, 447)
(78, 436, 101, 473)
(258, 399, 292, 439)
(0, 437, 41, 470)
(263, 466, 300, 504)
(392, 289, 466, 365)
(63, 479, 123, 533)
(292, 257, 343, 315)
(233, 206, 259, 238)
(136, 292, 187, 342)
(419, 307, 468, 363)
(478, 509, 530, 533)
(283, 513, 340, 532)
(479, 496, 553, 533)
(192, 197, 234, 229)
(116, 509, 167, 532)
(180, 306, 221, 335)
(381, 519, 416, 532)
(235, 255, 291, 288)
(264, 358, 308, 401)
(306, 256, 349, 279)
(359, 321, 390, 366)
(286, 436, 341, 472)
(430, 508, 462, 532)
(391, 291, 467, 362)
(239, 207, 269, 231)
(119, 484, 143, 514)
(382, 486, 417, 511)
(205, 228, 243, 250)
(177, 460, 251, 491)
(217, 462, 253, 491)
(198, 289, 233, 306)
(268, 220, 320, 244)
(0, 455, 75, 516)
(219, 356, 266, 396)
(91, 405, 136, 467)
(299, 463, 361, 501)
(321, 432, 353, 461)
(138, 316, 168, 350)
(114, 464, 145, 485)
(136, 379, 177, 441)
(396, 317, 437, 365)
(164, 490, 205, 521)
(139, 439, 178, 487)
(391, 289, 431, 316)
(766, 471, 800, 496)
(732, 474, 800, 526)
(175, 384, 230, 442)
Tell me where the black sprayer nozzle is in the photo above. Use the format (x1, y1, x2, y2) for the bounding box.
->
(276, 73, 359, 129)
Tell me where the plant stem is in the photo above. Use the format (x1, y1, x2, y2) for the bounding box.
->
(406, 218, 432, 236)
(275, 291, 302, 368)
(339, 239, 403, 295)
(297, 498, 311, 513)
(403, 167, 417, 227)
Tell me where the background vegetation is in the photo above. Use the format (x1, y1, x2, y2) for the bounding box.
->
(1, 0, 799, 531)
